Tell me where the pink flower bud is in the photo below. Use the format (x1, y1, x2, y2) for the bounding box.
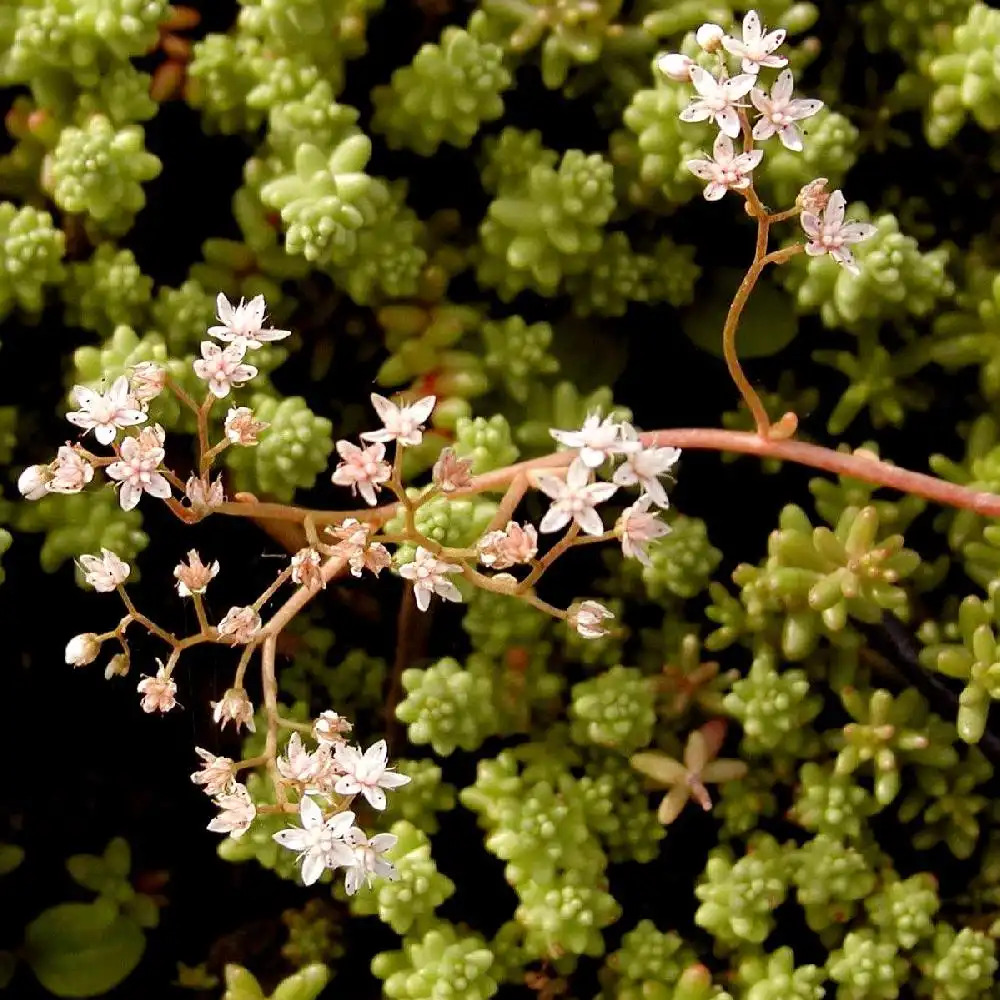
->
(567, 600, 615, 639)
(105, 653, 130, 679)
(212, 688, 256, 733)
(65, 633, 102, 667)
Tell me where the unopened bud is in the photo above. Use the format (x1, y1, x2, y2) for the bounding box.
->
(18, 464, 51, 500)
(696, 22, 725, 52)
(105, 653, 130, 679)
(65, 633, 102, 667)
(655, 52, 694, 82)
(796, 177, 830, 215)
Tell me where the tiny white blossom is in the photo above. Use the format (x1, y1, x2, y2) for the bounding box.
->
(49, 446, 95, 494)
(208, 781, 256, 839)
(550, 413, 628, 468)
(750, 70, 823, 151)
(800, 189, 876, 275)
(66, 376, 146, 446)
(333, 738, 411, 810)
(331, 440, 391, 506)
(18, 464, 51, 499)
(721, 9, 787, 74)
(398, 546, 464, 612)
(568, 600, 615, 640)
(613, 434, 680, 508)
(679, 66, 756, 139)
(686, 132, 763, 201)
(619, 494, 671, 565)
(209, 293, 290, 349)
(191, 748, 236, 797)
(106, 429, 172, 511)
(272, 796, 355, 886)
(193, 341, 258, 399)
(536, 459, 618, 536)
(277, 732, 333, 787)
(343, 830, 398, 896)
(361, 393, 435, 448)
(78, 548, 130, 592)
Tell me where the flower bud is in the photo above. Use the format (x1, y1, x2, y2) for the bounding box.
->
(696, 22, 725, 52)
(18, 464, 51, 500)
(797, 177, 830, 214)
(655, 52, 694, 82)
(129, 362, 166, 405)
(65, 632, 102, 667)
(105, 653, 130, 679)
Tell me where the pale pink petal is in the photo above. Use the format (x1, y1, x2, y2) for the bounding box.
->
(539, 507, 571, 534)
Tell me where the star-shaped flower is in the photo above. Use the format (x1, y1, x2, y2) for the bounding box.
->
(398, 546, 464, 612)
(66, 376, 146, 446)
(619, 494, 671, 565)
(343, 829, 398, 895)
(613, 436, 680, 507)
(536, 459, 618, 536)
(272, 796, 356, 885)
(209, 293, 290, 349)
(106, 430, 172, 511)
(800, 190, 876, 275)
(193, 341, 258, 399)
(686, 132, 763, 202)
(333, 738, 411, 810)
(721, 9, 787, 74)
(679, 66, 756, 138)
(750, 70, 823, 151)
(550, 413, 628, 468)
(361, 393, 435, 448)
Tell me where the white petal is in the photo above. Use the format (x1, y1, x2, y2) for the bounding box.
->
(216, 293, 234, 323)
(336, 775, 362, 796)
(365, 739, 388, 768)
(703, 182, 727, 201)
(378, 771, 411, 789)
(299, 793, 323, 829)
(715, 107, 742, 138)
(344, 866, 361, 896)
(119, 481, 140, 511)
(772, 69, 794, 103)
(364, 786, 387, 810)
(762, 28, 786, 53)
(300, 850, 325, 886)
(679, 103, 712, 124)
(408, 396, 436, 424)
(370, 393, 396, 425)
(273, 828, 309, 851)
(539, 507, 571, 534)
(95, 423, 117, 446)
(146, 473, 172, 499)
(711, 131, 735, 163)
(575, 507, 604, 536)
(370, 833, 397, 853)
(826, 190, 847, 228)
(743, 9, 761, 42)
(686, 158, 718, 181)
(688, 66, 719, 98)
(752, 118, 777, 142)
(724, 74, 757, 100)
(435, 580, 463, 604)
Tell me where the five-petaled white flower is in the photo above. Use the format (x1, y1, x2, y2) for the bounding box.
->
(277, 732, 333, 786)
(208, 781, 256, 839)
(193, 341, 258, 399)
(272, 796, 355, 886)
(679, 66, 756, 139)
(721, 9, 787, 74)
(66, 376, 146, 446)
(550, 413, 628, 468)
(800, 189, 876, 275)
(568, 600, 615, 640)
(78, 548, 130, 592)
(209, 293, 290, 350)
(343, 829, 398, 896)
(49, 446, 95, 494)
(331, 440, 391, 506)
(106, 428, 172, 511)
(686, 132, 763, 202)
(398, 546, 464, 612)
(361, 393, 435, 448)
(333, 738, 411, 810)
(191, 748, 236, 797)
(750, 70, 823, 151)
(613, 435, 680, 508)
(536, 459, 618, 536)
(619, 494, 671, 565)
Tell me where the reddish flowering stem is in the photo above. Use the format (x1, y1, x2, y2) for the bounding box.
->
(520, 522, 580, 593)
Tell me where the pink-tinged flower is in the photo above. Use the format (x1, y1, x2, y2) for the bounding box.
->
(536, 459, 618, 536)
(721, 9, 787, 74)
(174, 549, 220, 597)
(361, 393, 435, 448)
(209, 293, 290, 350)
(217, 606, 262, 644)
(137, 662, 177, 713)
(291, 547, 325, 590)
(191, 747, 236, 797)
(432, 447, 473, 492)
(686, 132, 763, 201)
(225, 406, 268, 446)
(277, 732, 333, 786)
(17, 464, 51, 499)
(208, 781, 256, 839)
(129, 362, 166, 405)
(78, 548, 130, 592)
(619, 495, 671, 565)
(656, 52, 694, 82)
(49, 445, 95, 494)
(568, 600, 615, 639)
(477, 521, 538, 569)
(106, 431, 172, 512)
(272, 796, 355, 886)
(398, 546, 464, 612)
(614, 431, 681, 507)
(797, 177, 830, 214)
(750, 70, 822, 151)
(343, 829, 398, 895)
(66, 376, 146, 446)
(679, 67, 756, 138)
(328, 519, 391, 578)
(185, 475, 224, 509)
(331, 440, 391, 506)
(800, 190, 876, 275)
(313, 710, 354, 746)
(193, 341, 258, 399)
(65, 633, 102, 667)
(212, 687, 256, 732)
(333, 738, 411, 810)
(550, 413, 628, 468)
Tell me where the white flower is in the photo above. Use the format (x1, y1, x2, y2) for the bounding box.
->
(78, 548, 130, 592)
(65, 633, 102, 667)
(129, 362, 166, 405)
(655, 52, 694, 82)
(800, 189, 876, 275)
(343, 830, 398, 896)
(721, 9, 787, 74)
(224, 406, 268, 445)
(333, 738, 411, 810)
(679, 66, 756, 139)
(191, 748, 235, 797)
(619, 495, 671, 565)
(331, 440, 391, 506)
(209, 293, 290, 349)
(613, 436, 680, 508)
(536, 459, 618, 536)
(686, 132, 763, 201)
(137, 663, 177, 713)
(750, 70, 822, 151)
(398, 546, 464, 612)
(208, 781, 256, 839)
(66, 376, 146, 446)
(217, 606, 261, 644)
(361, 393, 435, 448)
(106, 431, 172, 511)
(49, 446, 95, 494)
(192, 341, 258, 398)
(18, 464, 51, 499)
(568, 600, 615, 639)
(277, 732, 334, 788)
(272, 796, 355, 886)
(212, 688, 256, 732)
(550, 413, 628, 468)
